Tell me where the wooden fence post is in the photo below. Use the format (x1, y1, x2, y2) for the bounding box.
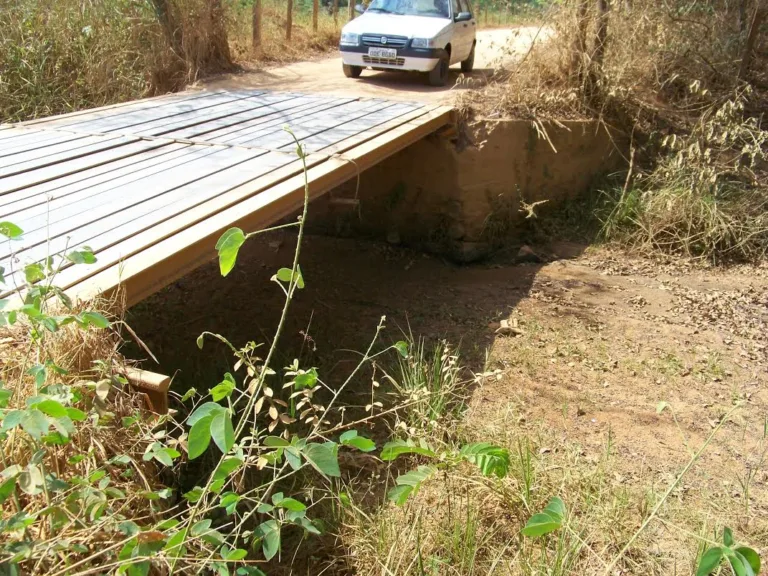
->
(252, 0, 262, 51)
(286, 0, 293, 41)
(313, 0, 319, 31)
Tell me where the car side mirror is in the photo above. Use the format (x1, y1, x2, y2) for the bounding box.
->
(355, 3, 365, 13)
(455, 11, 472, 22)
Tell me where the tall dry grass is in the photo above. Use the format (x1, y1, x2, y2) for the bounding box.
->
(0, 0, 341, 123)
(461, 0, 768, 263)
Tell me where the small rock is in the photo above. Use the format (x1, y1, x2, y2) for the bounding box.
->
(516, 245, 542, 263)
(386, 229, 401, 245)
(495, 319, 524, 337)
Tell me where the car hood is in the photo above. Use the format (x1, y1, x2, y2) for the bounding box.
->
(342, 13, 451, 38)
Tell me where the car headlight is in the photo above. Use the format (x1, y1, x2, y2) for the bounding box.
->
(411, 38, 436, 49)
(340, 32, 360, 46)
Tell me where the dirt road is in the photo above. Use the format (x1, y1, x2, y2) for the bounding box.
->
(202, 27, 549, 103)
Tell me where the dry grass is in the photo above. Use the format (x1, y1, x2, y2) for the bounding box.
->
(0, 0, 341, 123)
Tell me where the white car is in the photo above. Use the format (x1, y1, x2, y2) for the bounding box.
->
(339, 0, 477, 86)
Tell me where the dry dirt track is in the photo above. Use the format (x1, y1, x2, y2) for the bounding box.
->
(201, 27, 550, 103)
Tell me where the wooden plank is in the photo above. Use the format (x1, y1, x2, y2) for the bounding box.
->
(1, 150, 293, 289)
(21, 90, 227, 130)
(222, 100, 403, 147)
(184, 97, 358, 143)
(0, 142, 186, 208)
(1, 145, 262, 259)
(61, 91, 266, 135)
(127, 92, 302, 137)
(0, 130, 83, 154)
(0, 136, 139, 179)
(31, 106, 451, 304)
(0, 143, 192, 216)
(232, 102, 419, 151)
(0, 139, 171, 196)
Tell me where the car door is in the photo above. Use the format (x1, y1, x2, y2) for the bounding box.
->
(458, 0, 476, 58)
(450, 0, 469, 63)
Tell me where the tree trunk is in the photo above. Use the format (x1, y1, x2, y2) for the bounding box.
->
(252, 0, 262, 52)
(148, 0, 183, 56)
(286, 0, 293, 41)
(333, 0, 339, 26)
(592, 0, 609, 77)
(739, 4, 766, 81)
(204, 0, 233, 70)
(313, 0, 319, 32)
(349, 0, 356, 21)
(571, 0, 589, 80)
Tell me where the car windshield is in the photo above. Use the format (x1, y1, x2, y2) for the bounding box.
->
(365, 0, 451, 18)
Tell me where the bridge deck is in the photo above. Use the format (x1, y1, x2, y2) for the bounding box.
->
(0, 89, 453, 306)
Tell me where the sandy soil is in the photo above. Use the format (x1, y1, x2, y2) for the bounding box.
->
(200, 26, 551, 103)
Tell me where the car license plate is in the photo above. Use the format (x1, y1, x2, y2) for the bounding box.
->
(368, 47, 397, 59)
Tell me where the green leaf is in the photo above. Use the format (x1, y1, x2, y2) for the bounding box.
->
(35, 399, 67, 419)
(191, 519, 212, 537)
(696, 547, 724, 576)
(210, 373, 236, 402)
(521, 497, 566, 538)
(735, 548, 761, 575)
(2, 410, 24, 432)
(264, 436, 291, 447)
(302, 442, 340, 478)
(460, 443, 510, 478)
(387, 465, 437, 506)
(196, 334, 205, 350)
(210, 411, 235, 454)
(183, 487, 204, 503)
(20, 410, 50, 440)
(723, 527, 734, 547)
(220, 492, 240, 515)
(276, 266, 305, 289)
(256, 520, 280, 561)
(0, 222, 23, 239)
(294, 368, 317, 389)
(181, 388, 197, 402)
(340, 430, 376, 453)
(0, 477, 16, 505)
(387, 484, 414, 506)
(66, 407, 87, 422)
(223, 547, 247, 561)
(66, 247, 97, 265)
(216, 228, 246, 277)
(24, 263, 45, 284)
(188, 415, 213, 460)
(274, 497, 306, 512)
(80, 311, 110, 329)
(380, 439, 436, 461)
(188, 402, 224, 426)
(118, 521, 141, 537)
(163, 528, 189, 559)
(394, 340, 409, 358)
(727, 551, 752, 576)
(213, 457, 244, 482)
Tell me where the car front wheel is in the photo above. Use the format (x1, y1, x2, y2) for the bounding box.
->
(343, 64, 363, 78)
(428, 53, 449, 87)
(461, 43, 475, 73)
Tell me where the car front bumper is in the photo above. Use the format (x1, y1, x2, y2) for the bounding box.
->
(340, 45, 441, 73)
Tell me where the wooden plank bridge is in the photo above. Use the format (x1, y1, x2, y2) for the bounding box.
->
(0, 89, 453, 306)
